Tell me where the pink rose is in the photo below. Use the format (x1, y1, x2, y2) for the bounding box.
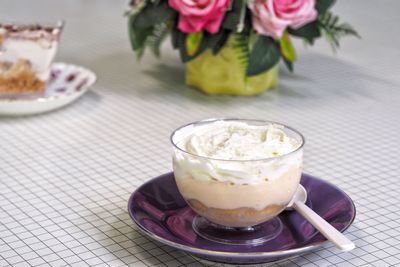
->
(248, 0, 317, 39)
(168, 0, 231, 33)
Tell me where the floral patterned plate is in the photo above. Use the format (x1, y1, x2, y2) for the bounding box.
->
(0, 62, 96, 116)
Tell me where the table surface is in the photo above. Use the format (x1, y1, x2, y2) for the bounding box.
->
(1, 1, 399, 266)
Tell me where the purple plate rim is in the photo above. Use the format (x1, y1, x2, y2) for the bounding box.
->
(127, 172, 356, 259)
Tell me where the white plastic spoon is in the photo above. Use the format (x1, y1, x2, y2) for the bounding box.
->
(286, 185, 355, 251)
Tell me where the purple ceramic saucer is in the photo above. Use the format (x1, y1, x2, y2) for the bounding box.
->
(128, 173, 356, 264)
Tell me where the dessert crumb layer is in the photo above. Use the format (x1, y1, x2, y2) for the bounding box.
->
(189, 199, 284, 227)
(0, 59, 45, 93)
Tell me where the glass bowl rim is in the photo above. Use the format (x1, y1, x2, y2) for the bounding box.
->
(170, 118, 305, 163)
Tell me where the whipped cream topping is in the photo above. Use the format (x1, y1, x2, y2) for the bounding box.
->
(183, 121, 299, 160)
(173, 121, 303, 185)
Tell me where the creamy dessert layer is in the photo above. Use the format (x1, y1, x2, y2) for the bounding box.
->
(172, 120, 303, 227)
(174, 164, 300, 211)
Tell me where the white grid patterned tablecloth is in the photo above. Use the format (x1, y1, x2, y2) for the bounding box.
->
(1, 0, 399, 266)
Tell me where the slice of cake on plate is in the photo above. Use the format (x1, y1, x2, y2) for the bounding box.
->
(0, 22, 63, 94)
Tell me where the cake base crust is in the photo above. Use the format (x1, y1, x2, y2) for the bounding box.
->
(188, 199, 284, 227)
(0, 59, 45, 94)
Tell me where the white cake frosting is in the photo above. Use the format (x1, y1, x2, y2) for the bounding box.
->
(173, 121, 302, 185)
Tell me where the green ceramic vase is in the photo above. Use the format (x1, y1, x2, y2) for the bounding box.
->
(186, 38, 278, 96)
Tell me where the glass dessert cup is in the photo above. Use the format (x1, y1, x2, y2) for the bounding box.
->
(171, 119, 304, 245)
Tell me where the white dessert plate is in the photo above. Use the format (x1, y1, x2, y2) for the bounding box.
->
(0, 62, 96, 116)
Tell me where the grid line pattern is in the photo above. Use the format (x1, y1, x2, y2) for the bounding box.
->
(1, 0, 400, 266)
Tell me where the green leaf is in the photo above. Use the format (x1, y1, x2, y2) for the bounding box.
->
(247, 36, 280, 76)
(316, 0, 336, 14)
(206, 30, 230, 55)
(222, 0, 242, 30)
(318, 12, 360, 50)
(186, 32, 203, 57)
(321, 28, 339, 50)
(134, 2, 174, 28)
(279, 32, 296, 62)
(128, 2, 174, 59)
(128, 15, 153, 58)
(177, 31, 208, 62)
(232, 33, 250, 75)
(288, 21, 321, 44)
(283, 58, 294, 72)
(147, 23, 169, 57)
(171, 26, 179, 49)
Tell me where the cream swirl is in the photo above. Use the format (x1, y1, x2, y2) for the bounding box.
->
(173, 121, 302, 185)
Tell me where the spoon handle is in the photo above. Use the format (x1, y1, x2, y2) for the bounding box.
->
(294, 201, 355, 251)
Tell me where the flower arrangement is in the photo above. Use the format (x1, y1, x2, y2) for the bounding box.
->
(127, 0, 358, 95)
